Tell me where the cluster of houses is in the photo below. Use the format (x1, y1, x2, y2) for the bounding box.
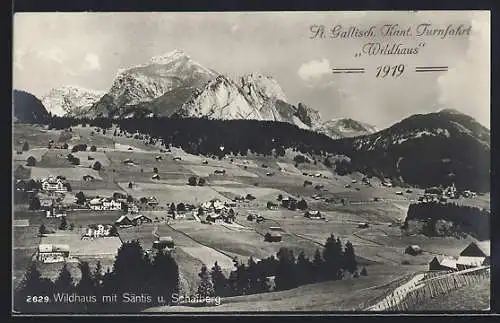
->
(428, 241, 490, 271)
(37, 244, 70, 263)
(115, 214, 153, 227)
(88, 198, 123, 211)
(201, 199, 237, 224)
(41, 177, 68, 193)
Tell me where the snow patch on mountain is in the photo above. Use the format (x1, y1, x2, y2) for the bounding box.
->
(41, 85, 105, 117)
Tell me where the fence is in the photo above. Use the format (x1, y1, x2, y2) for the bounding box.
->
(366, 266, 490, 311)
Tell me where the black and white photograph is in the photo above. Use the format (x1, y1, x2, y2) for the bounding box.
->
(12, 10, 491, 314)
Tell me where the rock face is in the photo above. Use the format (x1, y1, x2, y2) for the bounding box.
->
(41, 85, 105, 117)
(315, 118, 378, 139)
(89, 49, 218, 117)
(175, 74, 323, 129)
(13, 89, 50, 123)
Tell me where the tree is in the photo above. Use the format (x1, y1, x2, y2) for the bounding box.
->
(29, 196, 41, 210)
(71, 157, 80, 165)
(153, 167, 159, 174)
(69, 223, 74, 231)
(14, 262, 54, 312)
(90, 145, 97, 152)
(59, 217, 68, 230)
(93, 161, 102, 171)
(26, 156, 36, 166)
(127, 195, 134, 203)
(140, 197, 148, 204)
(92, 261, 103, 290)
(198, 178, 206, 186)
(296, 251, 313, 285)
(62, 143, 69, 149)
(277, 194, 283, 201)
(76, 261, 94, 296)
(76, 191, 86, 205)
(297, 199, 308, 211)
(109, 225, 119, 236)
(128, 182, 133, 189)
(54, 263, 74, 293)
(39, 224, 47, 236)
(274, 247, 297, 291)
(22, 141, 29, 151)
(323, 235, 343, 280)
(151, 250, 180, 305)
(311, 248, 324, 283)
(169, 203, 176, 215)
(197, 264, 215, 300)
(360, 267, 368, 276)
(211, 262, 229, 297)
(342, 241, 358, 274)
(188, 176, 197, 186)
(177, 203, 186, 212)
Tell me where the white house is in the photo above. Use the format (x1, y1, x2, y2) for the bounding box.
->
(41, 177, 67, 192)
(89, 198, 122, 211)
(83, 224, 112, 238)
(38, 244, 70, 263)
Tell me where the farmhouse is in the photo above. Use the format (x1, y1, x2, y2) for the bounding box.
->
(456, 241, 490, 270)
(83, 224, 114, 238)
(132, 214, 153, 226)
(269, 226, 283, 232)
(127, 203, 139, 214)
(358, 222, 369, 229)
(41, 177, 67, 193)
(155, 155, 162, 161)
(152, 174, 161, 180)
(267, 201, 278, 210)
(115, 215, 133, 227)
(153, 236, 174, 249)
(305, 210, 322, 219)
(206, 213, 223, 223)
(405, 245, 422, 256)
(382, 180, 392, 187)
(89, 198, 122, 211)
(38, 244, 70, 263)
(147, 196, 159, 206)
(173, 156, 182, 161)
(83, 175, 95, 182)
(214, 169, 226, 175)
(264, 231, 282, 242)
(46, 208, 67, 218)
(123, 158, 135, 165)
(429, 256, 458, 271)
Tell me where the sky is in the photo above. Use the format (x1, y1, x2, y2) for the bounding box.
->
(13, 11, 490, 129)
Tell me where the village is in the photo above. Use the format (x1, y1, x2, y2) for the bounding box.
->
(12, 124, 490, 311)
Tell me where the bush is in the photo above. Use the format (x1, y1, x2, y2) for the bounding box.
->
(188, 176, 198, 186)
(297, 199, 308, 210)
(198, 178, 206, 186)
(92, 161, 102, 171)
(360, 267, 368, 276)
(26, 156, 36, 167)
(90, 145, 97, 152)
(22, 141, 29, 151)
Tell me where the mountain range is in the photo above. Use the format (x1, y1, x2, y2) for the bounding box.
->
(36, 49, 376, 139)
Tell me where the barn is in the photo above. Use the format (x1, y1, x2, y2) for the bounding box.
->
(456, 241, 490, 270)
(429, 256, 458, 271)
(115, 215, 133, 227)
(405, 245, 422, 256)
(264, 231, 282, 242)
(132, 214, 152, 226)
(153, 236, 174, 249)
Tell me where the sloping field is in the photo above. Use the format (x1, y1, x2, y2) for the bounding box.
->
(118, 182, 230, 204)
(13, 148, 48, 162)
(186, 165, 258, 178)
(410, 277, 490, 311)
(13, 125, 61, 149)
(211, 186, 295, 201)
(144, 264, 422, 312)
(36, 150, 75, 168)
(73, 151, 111, 167)
(41, 231, 122, 256)
(29, 166, 102, 181)
(171, 220, 320, 260)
